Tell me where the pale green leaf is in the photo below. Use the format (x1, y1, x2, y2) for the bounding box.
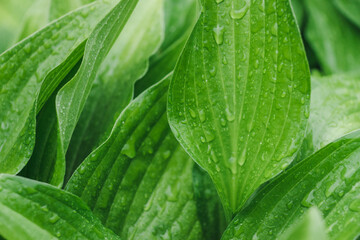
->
(221, 130, 360, 240)
(16, 0, 51, 42)
(0, 174, 120, 240)
(309, 73, 360, 152)
(66, 77, 203, 239)
(305, 0, 360, 74)
(0, 1, 115, 175)
(279, 207, 327, 240)
(168, 0, 310, 217)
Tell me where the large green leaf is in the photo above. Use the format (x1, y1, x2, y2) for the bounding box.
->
(0, 174, 120, 239)
(305, 0, 360, 74)
(55, 0, 140, 185)
(168, 0, 310, 217)
(334, 0, 360, 28)
(279, 207, 327, 240)
(221, 130, 360, 240)
(66, 77, 203, 239)
(309, 73, 360, 152)
(65, 0, 164, 182)
(0, 1, 115, 175)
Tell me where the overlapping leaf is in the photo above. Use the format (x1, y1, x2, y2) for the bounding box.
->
(0, 174, 120, 240)
(0, 0, 116, 175)
(65, 0, 164, 182)
(55, 0, 140, 185)
(66, 77, 204, 239)
(168, 0, 310, 217)
(221, 130, 360, 239)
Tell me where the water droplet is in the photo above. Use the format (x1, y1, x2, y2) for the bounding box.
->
(213, 25, 225, 45)
(230, 4, 249, 20)
(301, 190, 315, 207)
(215, 0, 223, 3)
(1, 122, 8, 130)
(325, 180, 340, 197)
(254, 60, 259, 69)
(78, 165, 86, 174)
(121, 142, 136, 158)
(199, 109, 206, 122)
(239, 148, 246, 166)
(49, 214, 60, 224)
(204, 130, 215, 142)
(200, 136, 206, 143)
(209, 66, 217, 76)
(222, 56, 228, 65)
(225, 108, 235, 122)
(162, 150, 171, 159)
(281, 91, 286, 98)
(304, 107, 310, 118)
(271, 23, 278, 36)
(189, 108, 196, 118)
(220, 118, 227, 127)
(287, 201, 294, 209)
(349, 199, 360, 212)
(301, 97, 305, 104)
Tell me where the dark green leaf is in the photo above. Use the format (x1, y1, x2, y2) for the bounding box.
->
(168, 0, 310, 217)
(0, 174, 120, 239)
(334, 0, 360, 28)
(221, 130, 360, 240)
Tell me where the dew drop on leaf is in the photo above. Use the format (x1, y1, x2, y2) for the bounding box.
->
(349, 199, 360, 212)
(213, 25, 225, 45)
(230, 4, 248, 20)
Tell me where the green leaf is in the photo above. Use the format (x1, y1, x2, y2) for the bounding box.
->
(55, 0, 140, 184)
(309, 73, 360, 152)
(279, 207, 328, 240)
(168, 0, 310, 217)
(65, 0, 165, 182)
(0, 1, 116, 175)
(221, 130, 360, 240)
(66, 77, 203, 239)
(0, 174, 120, 240)
(334, 0, 360, 28)
(305, 0, 360, 74)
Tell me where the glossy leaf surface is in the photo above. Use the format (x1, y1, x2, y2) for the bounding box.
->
(221, 131, 360, 240)
(0, 174, 120, 240)
(66, 78, 203, 239)
(168, 0, 310, 216)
